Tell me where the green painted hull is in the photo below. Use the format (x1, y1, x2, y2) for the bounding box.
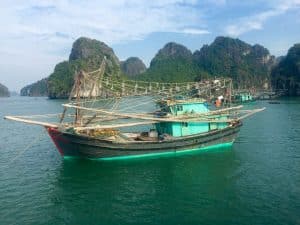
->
(97, 142, 233, 161)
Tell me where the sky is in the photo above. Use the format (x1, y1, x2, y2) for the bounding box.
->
(0, 0, 300, 92)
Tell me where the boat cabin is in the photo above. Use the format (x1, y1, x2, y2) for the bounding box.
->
(234, 91, 253, 103)
(155, 100, 228, 137)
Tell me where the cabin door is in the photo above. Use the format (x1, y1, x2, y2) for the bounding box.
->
(210, 123, 217, 130)
(181, 122, 189, 136)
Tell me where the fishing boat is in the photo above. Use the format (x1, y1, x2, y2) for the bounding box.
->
(5, 59, 265, 160)
(232, 90, 255, 104)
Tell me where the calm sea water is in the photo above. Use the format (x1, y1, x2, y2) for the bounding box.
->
(0, 97, 299, 225)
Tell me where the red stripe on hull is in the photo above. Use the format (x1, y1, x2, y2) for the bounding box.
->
(46, 127, 68, 156)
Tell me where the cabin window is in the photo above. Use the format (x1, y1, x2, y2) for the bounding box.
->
(177, 105, 183, 111)
(182, 122, 188, 127)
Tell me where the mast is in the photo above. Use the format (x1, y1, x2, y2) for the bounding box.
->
(66, 57, 107, 126)
(74, 70, 84, 125)
(229, 79, 232, 106)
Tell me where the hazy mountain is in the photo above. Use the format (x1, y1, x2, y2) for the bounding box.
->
(0, 83, 10, 97)
(121, 57, 146, 77)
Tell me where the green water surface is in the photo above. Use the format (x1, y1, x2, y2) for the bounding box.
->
(0, 97, 299, 225)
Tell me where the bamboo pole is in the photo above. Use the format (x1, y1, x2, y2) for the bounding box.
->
(75, 121, 158, 131)
(237, 107, 266, 120)
(10, 113, 62, 118)
(60, 107, 67, 123)
(62, 105, 237, 123)
(62, 103, 243, 122)
(4, 107, 265, 130)
(4, 116, 59, 128)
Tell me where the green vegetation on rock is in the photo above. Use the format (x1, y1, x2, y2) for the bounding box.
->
(0, 83, 10, 97)
(193, 36, 275, 89)
(20, 78, 48, 97)
(47, 61, 77, 99)
(271, 43, 300, 95)
(21, 36, 300, 98)
(136, 37, 274, 88)
(138, 42, 207, 82)
(47, 37, 121, 99)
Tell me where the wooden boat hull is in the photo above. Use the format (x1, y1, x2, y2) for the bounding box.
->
(46, 121, 242, 160)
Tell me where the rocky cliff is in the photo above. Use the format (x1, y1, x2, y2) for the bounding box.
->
(47, 37, 121, 99)
(138, 42, 203, 82)
(120, 57, 146, 77)
(20, 78, 48, 96)
(21, 36, 291, 98)
(271, 43, 300, 96)
(137, 37, 275, 87)
(193, 36, 275, 89)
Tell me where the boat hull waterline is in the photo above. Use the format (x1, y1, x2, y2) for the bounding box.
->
(47, 121, 242, 160)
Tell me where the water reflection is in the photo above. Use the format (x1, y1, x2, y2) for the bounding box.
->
(49, 150, 239, 224)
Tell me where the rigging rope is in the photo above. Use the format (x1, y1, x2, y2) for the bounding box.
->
(61, 58, 233, 126)
(0, 130, 46, 169)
